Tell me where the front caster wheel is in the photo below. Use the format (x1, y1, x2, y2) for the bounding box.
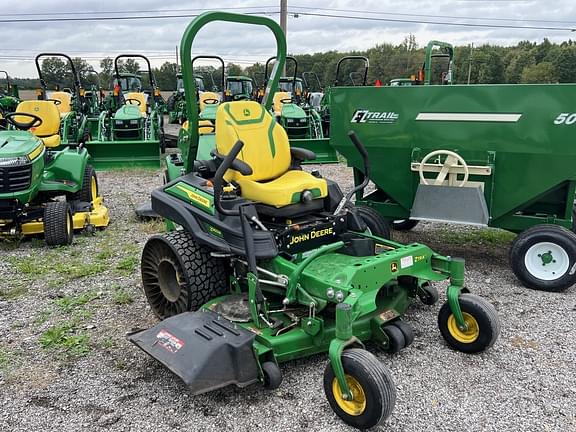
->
(510, 224, 576, 292)
(438, 293, 500, 354)
(324, 349, 396, 429)
(44, 201, 73, 246)
(417, 282, 439, 305)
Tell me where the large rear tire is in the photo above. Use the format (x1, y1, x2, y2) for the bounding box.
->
(141, 231, 228, 319)
(44, 201, 73, 246)
(356, 206, 390, 239)
(72, 165, 98, 203)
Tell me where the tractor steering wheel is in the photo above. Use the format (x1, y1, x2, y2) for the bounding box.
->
(125, 98, 142, 106)
(46, 99, 62, 105)
(280, 98, 293, 104)
(232, 94, 250, 101)
(203, 98, 220, 105)
(4, 112, 43, 130)
(418, 150, 469, 187)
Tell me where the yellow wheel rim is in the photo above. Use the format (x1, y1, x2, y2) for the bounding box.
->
(66, 214, 71, 232)
(90, 176, 98, 201)
(332, 375, 366, 416)
(447, 312, 479, 343)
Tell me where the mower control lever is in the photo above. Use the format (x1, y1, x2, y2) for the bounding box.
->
(213, 140, 246, 216)
(333, 131, 371, 215)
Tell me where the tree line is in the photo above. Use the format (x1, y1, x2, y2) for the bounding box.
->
(4, 37, 576, 91)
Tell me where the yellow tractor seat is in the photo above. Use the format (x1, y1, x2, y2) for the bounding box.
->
(125, 92, 148, 116)
(215, 101, 327, 208)
(181, 120, 214, 135)
(273, 91, 291, 116)
(199, 91, 220, 113)
(16, 100, 61, 148)
(49, 91, 72, 115)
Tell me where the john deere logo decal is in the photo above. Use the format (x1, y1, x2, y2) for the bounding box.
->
(351, 109, 399, 124)
(390, 262, 398, 272)
(243, 108, 251, 117)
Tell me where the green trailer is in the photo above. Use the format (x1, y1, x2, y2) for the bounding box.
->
(330, 83, 576, 292)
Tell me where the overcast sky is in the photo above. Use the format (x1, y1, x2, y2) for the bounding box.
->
(2, 0, 576, 77)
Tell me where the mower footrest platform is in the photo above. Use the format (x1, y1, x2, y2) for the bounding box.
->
(128, 310, 259, 394)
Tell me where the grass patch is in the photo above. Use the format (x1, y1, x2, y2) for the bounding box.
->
(0, 348, 11, 370)
(116, 256, 139, 272)
(53, 261, 108, 279)
(112, 285, 134, 305)
(39, 322, 91, 357)
(7, 256, 51, 277)
(101, 336, 117, 350)
(0, 284, 28, 300)
(55, 290, 100, 313)
(33, 310, 52, 326)
(139, 219, 166, 234)
(437, 228, 515, 246)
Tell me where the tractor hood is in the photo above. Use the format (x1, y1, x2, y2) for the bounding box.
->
(114, 105, 143, 120)
(0, 131, 43, 159)
(281, 103, 306, 119)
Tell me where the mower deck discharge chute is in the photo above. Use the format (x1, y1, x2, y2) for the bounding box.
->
(129, 12, 500, 430)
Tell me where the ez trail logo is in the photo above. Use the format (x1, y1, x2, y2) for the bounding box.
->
(351, 109, 399, 124)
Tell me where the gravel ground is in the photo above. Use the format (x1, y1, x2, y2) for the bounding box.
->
(1, 157, 575, 432)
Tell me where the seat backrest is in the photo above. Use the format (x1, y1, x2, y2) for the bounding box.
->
(215, 101, 290, 182)
(125, 92, 147, 114)
(15, 100, 60, 137)
(49, 91, 72, 114)
(199, 91, 220, 113)
(273, 91, 290, 115)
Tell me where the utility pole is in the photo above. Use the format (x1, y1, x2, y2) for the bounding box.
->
(467, 43, 473, 85)
(175, 45, 179, 69)
(280, 0, 287, 75)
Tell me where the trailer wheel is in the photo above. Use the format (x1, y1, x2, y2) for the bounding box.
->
(323, 349, 396, 429)
(356, 206, 390, 239)
(262, 361, 283, 390)
(44, 201, 74, 246)
(438, 294, 499, 354)
(392, 219, 419, 231)
(141, 231, 227, 319)
(510, 224, 576, 292)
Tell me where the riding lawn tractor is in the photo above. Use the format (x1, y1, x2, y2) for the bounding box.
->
(128, 12, 500, 430)
(0, 99, 109, 244)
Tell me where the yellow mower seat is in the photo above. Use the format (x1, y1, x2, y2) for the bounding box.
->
(199, 91, 220, 113)
(49, 91, 72, 115)
(182, 120, 214, 135)
(215, 101, 327, 208)
(125, 92, 147, 116)
(16, 100, 61, 148)
(273, 91, 290, 116)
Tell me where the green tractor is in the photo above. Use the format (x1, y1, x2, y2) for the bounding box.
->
(0, 98, 109, 244)
(128, 12, 500, 429)
(167, 72, 210, 125)
(390, 40, 454, 86)
(86, 54, 165, 169)
(0, 70, 20, 122)
(34, 53, 89, 146)
(223, 75, 254, 102)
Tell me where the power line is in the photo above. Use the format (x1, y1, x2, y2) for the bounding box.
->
(0, 6, 278, 17)
(289, 11, 576, 32)
(0, 11, 279, 24)
(291, 5, 576, 25)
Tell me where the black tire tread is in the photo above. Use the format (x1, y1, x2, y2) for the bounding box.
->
(509, 224, 576, 292)
(391, 320, 415, 347)
(72, 165, 97, 203)
(392, 219, 419, 231)
(44, 201, 73, 246)
(262, 361, 283, 390)
(382, 324, 406, 353)
(438, 293, 500, 354)
(355, 205, 391, 239)
(141, 230, 227, 319)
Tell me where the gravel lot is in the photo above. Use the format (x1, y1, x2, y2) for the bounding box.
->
(1, 157, 575, 432)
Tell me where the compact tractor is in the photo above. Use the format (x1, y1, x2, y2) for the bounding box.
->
(0, 99, 109, 244)
(0, 71, 20, 122)
(390, 40, 454, 86)
(85, 54, 165, 169)
(129, 12, 499, 430)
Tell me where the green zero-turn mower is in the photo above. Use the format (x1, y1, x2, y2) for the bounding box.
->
(128, 12, 500, 430)
(0, 99, 109, 244)
(34, 53, 90, 147)
(85, 55, 165, 170)
(390, 40, 454, 87)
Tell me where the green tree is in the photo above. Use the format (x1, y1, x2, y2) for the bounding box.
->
(226, 63, 243, 77)
(552, 45, 576, 83)
(40, 57, 68, 89)
(99, 57, 114, 88)
(154, 62, 178, 90)
(121, 58, 140, 74)
(520, 62, 557, 83)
